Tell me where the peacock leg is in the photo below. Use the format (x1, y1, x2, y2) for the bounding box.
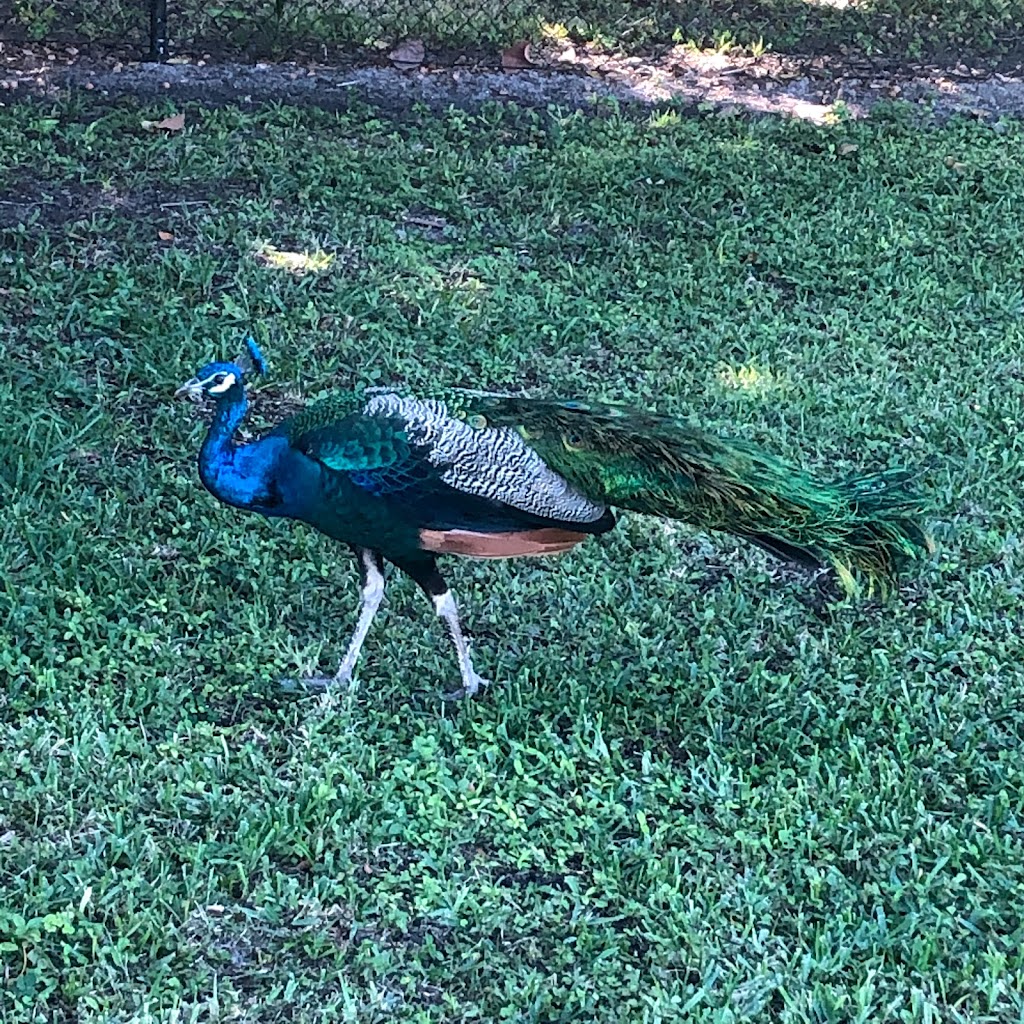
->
(396, 556, 491, 700)
(433, 590, 492, 700)
(293, 547, 385, 690)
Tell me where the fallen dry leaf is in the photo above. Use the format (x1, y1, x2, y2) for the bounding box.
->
(944, 156, 968, 172)
(141, 112, 185, 132)
(157, 230, 174, 241)
(501, 41, 536, 70)
(838, 143, 859, 155)
(389, 39, 424, 69)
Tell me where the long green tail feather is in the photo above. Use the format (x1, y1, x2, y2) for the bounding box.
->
(465, 396, 934, 595)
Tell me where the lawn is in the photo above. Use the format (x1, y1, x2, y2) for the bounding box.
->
(1, 94, 1023, 1022)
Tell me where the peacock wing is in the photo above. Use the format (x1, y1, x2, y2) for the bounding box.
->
(274, 390, 610, 530)
(362, 392, 609, 526)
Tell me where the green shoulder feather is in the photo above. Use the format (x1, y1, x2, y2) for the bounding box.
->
(271, 392, 425, 490)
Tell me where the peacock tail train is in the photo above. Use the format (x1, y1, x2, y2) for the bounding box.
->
(461, 395, 934, 596)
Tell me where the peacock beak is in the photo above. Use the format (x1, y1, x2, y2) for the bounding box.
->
(174, 378, 204, 401)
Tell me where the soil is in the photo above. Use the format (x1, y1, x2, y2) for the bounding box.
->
(1, 41, 1023, 123)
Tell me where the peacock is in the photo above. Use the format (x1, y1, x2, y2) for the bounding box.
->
(176, 339, 932, 698)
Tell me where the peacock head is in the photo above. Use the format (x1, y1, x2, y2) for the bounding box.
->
(175, 337, 268, 403)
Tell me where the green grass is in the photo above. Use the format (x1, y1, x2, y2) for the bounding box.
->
(10, 0, 1024, 65)
(2, 95, 1024, 1022)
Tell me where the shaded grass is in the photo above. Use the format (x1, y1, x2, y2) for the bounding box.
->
(1, 96, 1024, 1021)
(7, 0, 1024, 66)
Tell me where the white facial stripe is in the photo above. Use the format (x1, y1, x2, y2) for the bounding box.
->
(207, 371, 237, 395)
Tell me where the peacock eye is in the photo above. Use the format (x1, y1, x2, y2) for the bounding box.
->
(468, 414, 487, 430)
(563, 432, 583, 450)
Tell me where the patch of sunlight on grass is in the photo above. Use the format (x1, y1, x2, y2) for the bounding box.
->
(443, 269, 488, 292)
(715, 363, 787, 396)
(540, 21, 570, 41)
(714, 134, 763, 153)
(254, 243, 335, 275)
(649, 110, 683, 129)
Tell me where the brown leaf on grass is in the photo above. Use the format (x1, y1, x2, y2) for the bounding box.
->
(838, 143, 859, 155)
(501, 41, 536, 70)
(944, 156, 968, 172)
(141, 112, 185, 132)
(389, 39, 424, 69)
(157, 230, 174, 241)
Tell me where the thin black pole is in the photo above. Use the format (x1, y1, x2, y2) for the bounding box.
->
(148, 0, 169, 61)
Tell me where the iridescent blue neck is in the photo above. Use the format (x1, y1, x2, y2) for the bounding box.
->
(196, 385, 291, 514)
(198, 384, 255, 508)
(201, 382, 247, 457)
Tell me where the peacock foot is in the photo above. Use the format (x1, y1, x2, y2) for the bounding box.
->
(441, 671, 492, 701)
